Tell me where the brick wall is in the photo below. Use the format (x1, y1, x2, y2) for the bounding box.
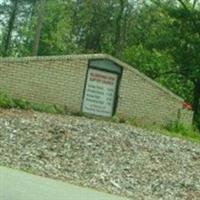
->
(0, 54, 193, 126)
(0, 56, 89, 112)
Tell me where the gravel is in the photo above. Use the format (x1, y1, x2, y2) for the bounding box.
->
(0, 108, 200, 200)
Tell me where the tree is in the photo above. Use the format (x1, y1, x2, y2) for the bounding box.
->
(36, 0, 77, 55)
(0, 0, 37, 57)
(119, 0, 200, 127)
(1, 0, 18, 56)
(145, 0, 200, 126)
(164, 0, 200, 124)
(32, 0, 46, 56)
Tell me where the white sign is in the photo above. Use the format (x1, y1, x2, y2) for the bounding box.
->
(82, 68, 118, 117)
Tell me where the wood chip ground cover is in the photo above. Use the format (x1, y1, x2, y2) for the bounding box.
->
(0, 109, 200, 199)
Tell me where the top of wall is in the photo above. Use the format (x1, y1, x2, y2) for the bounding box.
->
(0, 53, 184, 103)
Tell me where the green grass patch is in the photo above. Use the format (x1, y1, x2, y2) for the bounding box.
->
(0, 91, 63, 114)
(0, 92, 15, 108)
(126, 117, 200, 144)
(161, 121, 200, 143)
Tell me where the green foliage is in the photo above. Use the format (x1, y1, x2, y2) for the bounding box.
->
(164, 120, 200, 142)
(30, 103, 59, 114)
(110, 114, 126, 123)
(165, 121, 194, 135)
(125, 115, 200, 143)
(13, 99, 31, 109)
(0, 91, 61, 114)
(0, 92, 15, 108)
(122, 44, 175, 79)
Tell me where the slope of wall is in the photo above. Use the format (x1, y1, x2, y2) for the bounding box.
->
(0, 54, 193, 125)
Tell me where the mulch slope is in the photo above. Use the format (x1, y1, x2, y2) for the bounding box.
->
(0, 108, 200, 200)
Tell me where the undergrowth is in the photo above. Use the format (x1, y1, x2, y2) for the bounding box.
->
(125, 117, 200, 143)
(0, 91, 63, 114)
(161, 121, 200, 143)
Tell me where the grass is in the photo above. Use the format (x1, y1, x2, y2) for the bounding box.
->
(124, 116, 200, 144)
(0, 91, 63, 114)
(153, 127, 200, 144)
(161, 121, 200, 143)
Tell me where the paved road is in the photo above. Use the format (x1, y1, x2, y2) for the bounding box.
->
(0, 166, 128, 200)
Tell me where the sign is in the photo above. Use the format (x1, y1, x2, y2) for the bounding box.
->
(82, 68, 118, 117)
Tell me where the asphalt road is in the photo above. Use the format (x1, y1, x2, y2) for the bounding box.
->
(0, 166, 128, 200)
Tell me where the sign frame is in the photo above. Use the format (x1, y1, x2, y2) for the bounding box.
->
(81, 59, 122, 117)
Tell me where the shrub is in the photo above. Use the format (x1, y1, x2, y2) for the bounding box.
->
(164, 120, 200, 141)
(0, 92, 15, 108)
(13, 99, 31, 110)
(0, 91, 63, 114)
(30, 103, 59, 114)
(166, 121, 190, 135)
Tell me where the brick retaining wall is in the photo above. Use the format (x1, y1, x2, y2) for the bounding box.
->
(0, 54, 193, 126)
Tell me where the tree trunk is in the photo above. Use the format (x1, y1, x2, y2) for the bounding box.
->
(85, 2, 102, 53)
(32, 0, 46, 56)
(113, 0, 125, 56)
(2, 0, 18, 57)
(192, 79, 200, 124)
(85, 32, 101, 52)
